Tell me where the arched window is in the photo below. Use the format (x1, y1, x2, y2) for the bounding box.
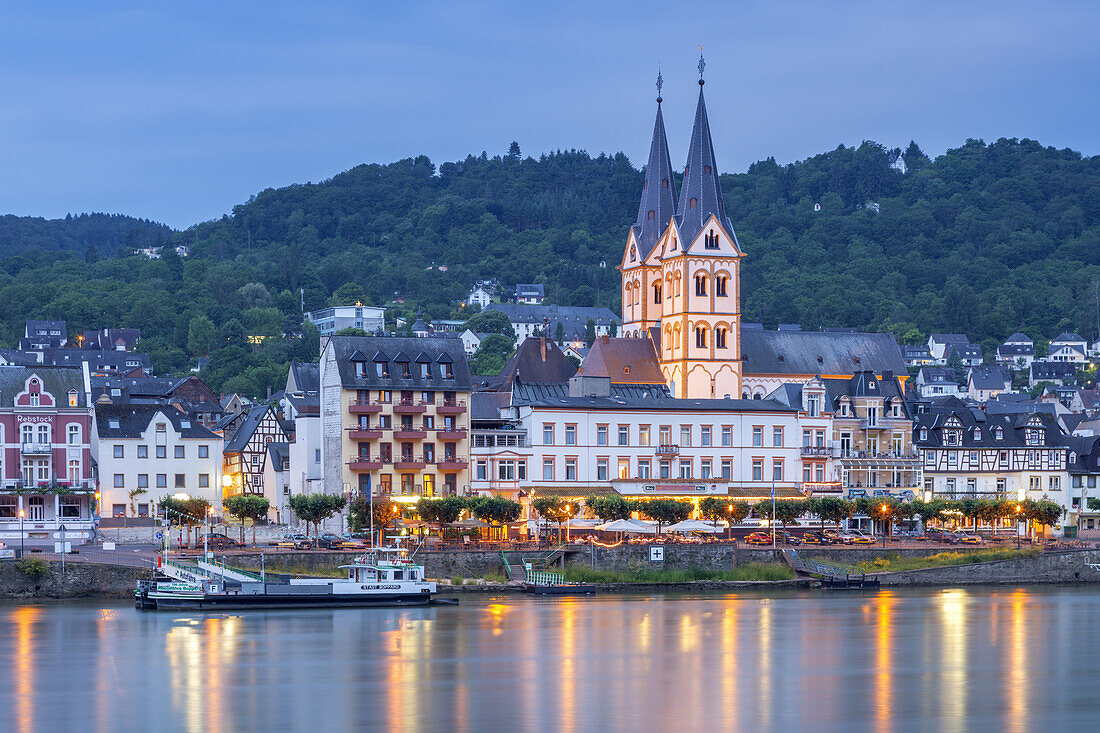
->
(653, 283, 662, 304)
(662, 179, 669, 188)
(68, 424, 80, 445)
(689, 198, 697, 209)
(695, 327, 707, 349)
(21, 424, 34, 445)
(694, 275, 707, 296)
(704, 229, 719, 249)
(704, 165, 712, 174)
(37, 425, 50, 445)
(68, 459, 80, 483)
(715, 328, 727, 349)
(715, 276, 728, 297)
(68, 389, 78, 407)
(647, 210, 655, 221)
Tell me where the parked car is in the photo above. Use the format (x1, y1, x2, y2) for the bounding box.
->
(844, 530, 876, 545)
(273, 533, 312, 550)
(821, 529, 843, 542)
(316, 534, 344, 549)
(200, 533, 243, 549)
(778, 531, 803, 546)
(924, 528, 956, 544)
(744, 532, 773, 545)
(952, 532, 982, 545)
(802, 532, 835, 545)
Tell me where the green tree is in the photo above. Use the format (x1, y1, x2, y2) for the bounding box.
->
(816, 497, 852, 530)
(289, 493, 347, 536)
(469, 496, 522, 528)
(334, 327, 369, 337)
(585, 494, 633, 522)
(223, 494, 271, 546)
(469, 334, 513, 375)
(186, 315, 217, 357)
(347, 495, 398, 539)
(532, 496, 578, 541)
(727, 501, 752, 525)
(636, 498, 691, 533)
(554, 321, 565, 343)
(330, 282, 368, 306)
(465, 310, 516, 340)
(584, 318, 597, 347)
(699, 497, 729, 527)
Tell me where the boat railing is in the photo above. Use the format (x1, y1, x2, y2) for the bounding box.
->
(527, 570, 565, 586)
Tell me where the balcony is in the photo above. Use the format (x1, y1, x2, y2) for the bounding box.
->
(348, 428, 383, 440)
(656, 445, 680, 456)
(800, 445, 835, 457)
(437, 400, 467, 415)
(436, 457, 468, 471)
(348, 402, 383, 415)
(394, 456, 426, 470)
(393, 400, 427, 414)
(348, 458, 384, 471)
(802, 482, 844, 495)
(838, 450, 921, 462)
(21, 441, 52, 455)
(436, 428, 467, 440)
(860, 417, 908, 430)
(393, 429, 427, 440)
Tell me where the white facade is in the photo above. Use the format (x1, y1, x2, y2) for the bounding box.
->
(286, 413, 323, 508)
(305, 305, 386, 336)
(94, 412, 223, 518)
(466, 287, 492, 308)
(477, 403, 808, 497)
(460, 329, 483, 356)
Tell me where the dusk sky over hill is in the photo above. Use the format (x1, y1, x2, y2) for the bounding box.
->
(2, 0, 1097, 228)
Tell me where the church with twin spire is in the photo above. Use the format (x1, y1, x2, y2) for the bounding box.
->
(620, 57, 744, 399)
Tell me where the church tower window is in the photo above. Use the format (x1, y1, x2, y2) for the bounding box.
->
(694, 275, 707, 297)
(695, 327, 707, 349)
(689, 198, 697, 209)
(647, 210, 655, 220)
(715, 276, 727, 297)
(704, 229, 719, 249)
(653, 283, 662, 304)
(715, 328, 727, 349)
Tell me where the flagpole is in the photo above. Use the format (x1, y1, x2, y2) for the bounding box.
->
(368, 473, 375, 547)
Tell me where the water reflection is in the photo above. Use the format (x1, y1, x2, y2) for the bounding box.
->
(3, 588, 1100, 731)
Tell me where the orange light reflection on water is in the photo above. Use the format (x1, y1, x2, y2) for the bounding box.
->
(12, 606, 41, 733)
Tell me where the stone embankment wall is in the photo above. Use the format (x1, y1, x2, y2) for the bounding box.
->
(877, 550, 1100, 586)
(0, 560, 146, 599)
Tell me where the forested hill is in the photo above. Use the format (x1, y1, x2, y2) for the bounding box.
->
(0, 137, 1097, 396)
(0, 213, 172, 257)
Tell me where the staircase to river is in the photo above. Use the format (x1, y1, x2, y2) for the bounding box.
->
(782, 550, 880, 589)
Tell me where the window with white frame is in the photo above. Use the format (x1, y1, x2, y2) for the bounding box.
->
(700, 426, 711, 447)
(542, 458, 554, 481)
(638, 459, 651, 479)
(752, 460, 763, 482)
(721, 426, 732, 447)
(618, 425, 629, 446)
(565, 459, 576, 481)
(596, 459, 608, 482)
(476, 460, 487, 481)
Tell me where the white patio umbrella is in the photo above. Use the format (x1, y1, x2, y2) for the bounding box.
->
(565, 518, 602, 529)
(664, 519, 726, 534)
(595, 519, 657, 534)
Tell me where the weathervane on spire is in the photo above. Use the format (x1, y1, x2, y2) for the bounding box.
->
(697, 47, 705, 85)
(656, 67, 663, 103)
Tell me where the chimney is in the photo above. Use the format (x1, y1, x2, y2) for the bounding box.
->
(602, 335, 610, 344)
(540, 337, 547, 362)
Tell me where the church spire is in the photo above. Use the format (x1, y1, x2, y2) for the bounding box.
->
(675, 53, 735, 246)
(632, 69, 678, 258)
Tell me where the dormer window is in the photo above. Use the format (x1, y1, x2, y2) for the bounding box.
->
(944, 430, 961, 446)
(973, 428, 981, 441)
(68, 389, 78, 407)
(1025, 429, 1043, 446)
(419, 362, 431, 379)
(994, 427, 1003, 441)
(689, 198, 697, 209)
(401, 362, 411, 379)
(920, 428, 928, 441)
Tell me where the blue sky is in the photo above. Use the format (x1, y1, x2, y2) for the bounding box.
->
(1, 1, 1096, 229)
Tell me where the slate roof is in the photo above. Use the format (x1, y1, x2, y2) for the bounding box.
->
(740, 330, 906, 377)
(490, 337, 576, 391)
(471, 391, 511, 422)
(918, 367, 958, 385)
(913, 408, 1066, 449)
(821, 372, 908, 412)
(519, 394, 797, 413)
(1054, 332, 1086, 343)
(903, 345, 932, 359)
(0, 350, 40, 366)
(765, 383, 804, 408)
(946, 343, 983, 361)
(511, 381, 670, 405)
(515, 284, 545, 298)
(997, 343, 1034, 358)
(25, 320, 67, 337)
(929, 334, 969, 345)
(0, 366, 86, 407)
(224, 404, 275, 453)
(576, 336, 665, 384)
(631, 99, 678, 258)
(1067, 436, 1100, 474)
(288, 361, 319, 394)
(485, 303, 619, 327)
(1005, 332, 1032, 344)
(40, 348, 150, 373)
(1031, 362, 1077, 380)
(675, 82, 736, 247)
(968, 366, 1011, 390)
(328, 335, 472, 391)
(267, 441, 290, 471)
(94, 403, 219, 439)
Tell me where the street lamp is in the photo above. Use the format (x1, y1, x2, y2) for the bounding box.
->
(204, 506, 214, 560)
(19, 509, 24, 556)
(880, 504, 889, 549)
(565, 504, 572, 543)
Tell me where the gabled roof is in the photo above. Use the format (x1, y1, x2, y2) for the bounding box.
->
(267, 441, 290, 470)
(913, 408, 1066, 449)
(1031, 362, 1077, 379)
(675, 79, 735, 246)
(511, 381, 670, 404)
(918, 367, 958, 385)
(490, 337, 575, 391)
(576, 336, 665, 384)
(1054, 332, 1086, 343)
(287, 361, 319, 394)
(821, 372, 907, 411)
(741, 330, 906, 377)
(224, 403, 283, 453)
(631, 98, 678, 258)
(1005, 332, 1032, 343)
(515, 283, 545, 297)
(946, 343, 982, 360)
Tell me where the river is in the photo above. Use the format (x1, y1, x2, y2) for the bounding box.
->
(3, 587, 1100, 732)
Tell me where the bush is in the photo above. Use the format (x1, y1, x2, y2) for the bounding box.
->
(15, 556, 48, 579)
